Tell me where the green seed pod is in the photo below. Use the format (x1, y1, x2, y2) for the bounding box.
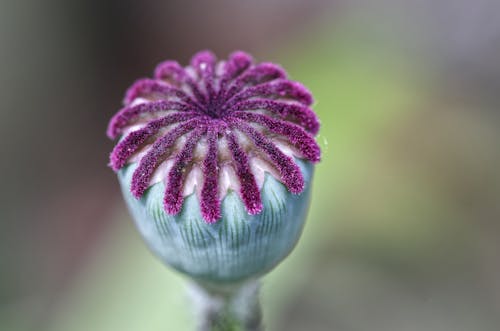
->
(118, 159, 314, 283)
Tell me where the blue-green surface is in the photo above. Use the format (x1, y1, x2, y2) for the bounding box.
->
(118, 159, 314, 283)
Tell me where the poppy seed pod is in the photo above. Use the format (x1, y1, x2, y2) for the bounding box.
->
(108, 50, 321, 283)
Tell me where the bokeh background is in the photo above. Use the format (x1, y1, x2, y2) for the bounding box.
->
(1, 1, 499, 330)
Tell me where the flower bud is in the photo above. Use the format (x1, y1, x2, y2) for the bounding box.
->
(108, 50, 321, 283)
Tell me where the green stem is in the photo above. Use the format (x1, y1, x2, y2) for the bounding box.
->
(188, 279, 263, 331)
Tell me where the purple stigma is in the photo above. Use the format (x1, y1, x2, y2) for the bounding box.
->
(108, 50, 321, 223)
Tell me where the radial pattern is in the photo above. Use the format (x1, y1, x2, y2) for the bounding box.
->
(108, 50, 321, 223)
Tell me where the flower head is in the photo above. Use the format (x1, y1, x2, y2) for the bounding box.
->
(108, 50, 321, 282)
(108, 50, 320, 223)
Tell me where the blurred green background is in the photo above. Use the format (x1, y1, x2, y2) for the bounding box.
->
(1, 1, 499, 330)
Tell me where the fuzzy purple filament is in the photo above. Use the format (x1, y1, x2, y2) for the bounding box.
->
(108, 50, 321, 223)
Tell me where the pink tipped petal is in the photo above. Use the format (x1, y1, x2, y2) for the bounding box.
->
(278, 81, 313, 106)
(123, 78, 198, 107)
(226, 132, 263, 215)
(191, 50, 217, 98)
(231, 112, 320, 162)
(130, 119, 201, 198)
(109, 112, 198, 170)
(107, 100, 195, 139)
(200, 127, 221, 223)
(154, 60, 187, 87)
(232, 120, 305, 194)
(191, 50, 217, 74)
(164, 127, 206, 215)
(223, 63, 287, 101)
(219, 51, 253, 88)
(226, 79, 313, 108)
(227, 51, 253, 74)
(231, 99, 319, 134)
(153, 60, 207, 107)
